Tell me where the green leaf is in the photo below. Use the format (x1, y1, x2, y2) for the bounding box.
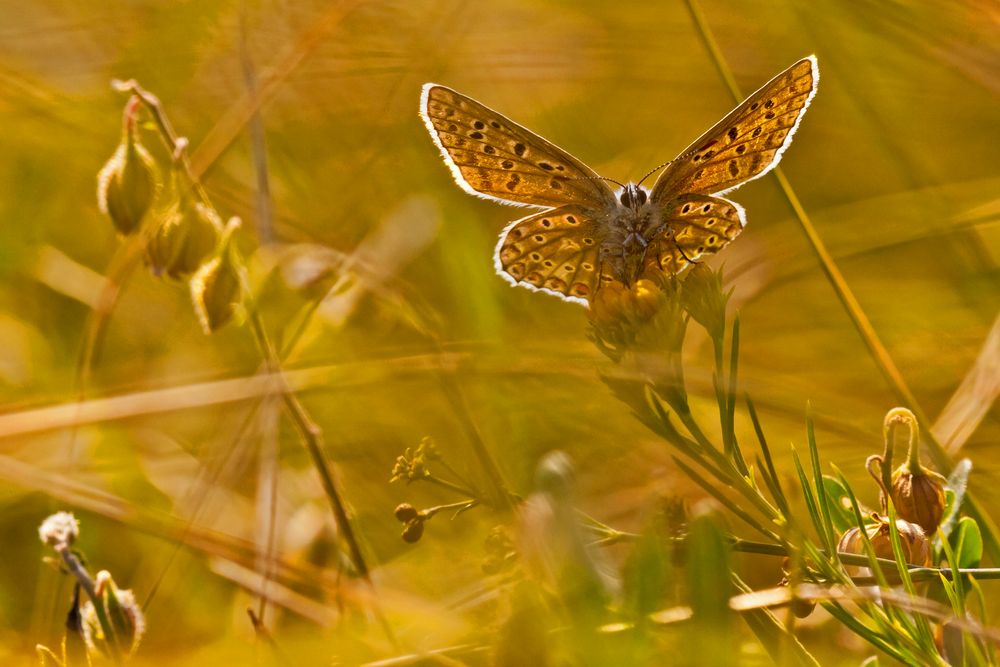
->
(953, 517, 983, 569)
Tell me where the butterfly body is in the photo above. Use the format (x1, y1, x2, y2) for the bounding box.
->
(601, 184, 659, 283)
(421, 56, 818, 307)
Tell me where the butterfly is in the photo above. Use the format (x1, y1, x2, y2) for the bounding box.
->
(420, 56, 818, 306)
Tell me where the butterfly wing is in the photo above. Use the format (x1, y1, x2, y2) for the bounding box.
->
(642, 194, 745, 277)
(651, 56, 818, 199)
(421, 84, 617, 209)
(494, 206, 606, 304)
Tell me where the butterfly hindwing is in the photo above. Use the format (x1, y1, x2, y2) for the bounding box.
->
(421, 84, 617, 209)
(642, 194, 745, 277)
(494, 206, 605, 304)
(651, 56, 818, 199)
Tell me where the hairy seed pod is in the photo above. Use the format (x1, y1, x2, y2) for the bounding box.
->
(146, 190, 221, 279)
(97, 99, 158, 235)
(190, 219, 243, 334)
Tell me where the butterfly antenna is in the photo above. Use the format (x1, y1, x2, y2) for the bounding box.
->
(636, 158, 678, 187)
(566, 175, 627, 189)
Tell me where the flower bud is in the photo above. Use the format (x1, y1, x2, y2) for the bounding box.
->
(838, 515, 930, 567)
(890, 463, 947, 536)
(146, 176, 221, 279)
(190, 219, 243, 334)
(97, 99, 158, 235)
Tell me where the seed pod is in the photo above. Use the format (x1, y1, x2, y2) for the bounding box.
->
(146, 179, 221, 279)
(838, 515, 930, 568)
(394, 503, 418, 523)
(401, 518, 424, 543)
(190, 219, 243, 334)
(81, 573, 145, 659)
(97, 99, 158, 235)
(890, 462, 947, 536)
(103, 578, 145, 656)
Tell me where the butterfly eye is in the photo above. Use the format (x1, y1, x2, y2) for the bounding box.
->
(636, 189, 647, 206)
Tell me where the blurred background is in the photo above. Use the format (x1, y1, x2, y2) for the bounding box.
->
(0, 0, 997, 663)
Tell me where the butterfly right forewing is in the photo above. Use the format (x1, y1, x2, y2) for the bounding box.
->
(651, 56, 818, 199)
(421, 84, 617, 209)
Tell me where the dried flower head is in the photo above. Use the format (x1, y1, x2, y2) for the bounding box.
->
(38, 511, 79, 548)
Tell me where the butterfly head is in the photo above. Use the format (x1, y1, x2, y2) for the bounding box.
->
(619, 184, 649, 211)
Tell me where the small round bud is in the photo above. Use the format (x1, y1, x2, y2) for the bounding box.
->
(401, 518, 424, 543)
(38, 511, 79, 548)
(394, 503, 418, 523)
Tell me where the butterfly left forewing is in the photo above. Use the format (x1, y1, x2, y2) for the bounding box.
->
(651, 56, 818, 199)
(642, 194, 745, 278)
(421, 84, 617, 209)
(495, 205, 605, 304)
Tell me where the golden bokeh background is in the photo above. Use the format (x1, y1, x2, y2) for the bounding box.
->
(0, 0, 997, 663)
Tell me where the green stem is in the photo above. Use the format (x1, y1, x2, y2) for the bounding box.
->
(422, 474, 481, 501)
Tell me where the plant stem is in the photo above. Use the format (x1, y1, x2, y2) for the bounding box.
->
(57, 546, 122, 664)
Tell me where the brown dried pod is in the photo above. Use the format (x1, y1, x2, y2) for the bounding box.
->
(838, 514, 930, 568)
(890, 462, 947, 536)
